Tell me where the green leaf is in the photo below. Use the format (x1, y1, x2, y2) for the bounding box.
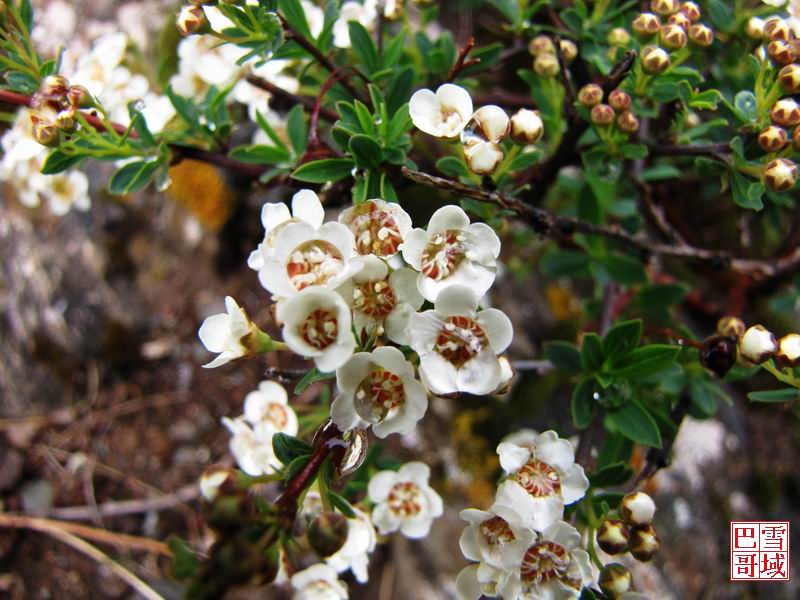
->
(294, 367, 337, 394)
(285, 454, 311, 480)
(733, 91, 757, 123)
(602, 320, 642, 360)
(287, 105, 308, 155)
(572, 378, 596, 429)
(349, 134, 383, 169)
(609, 345, 680, 379)
(747, 388, 800, 403)
(688, 378, 717, 417)
(272, 433, 313, 466)
(229, 144, 290, 165)
(292, 158, 355, 183)
(620, 144, 648, 160)
(108, 158, 162, 195)
(588, 461, 633, 487)
(509, 150, 542, 171)
(329, 491, 357, 518)
(600, 254, 648, 286)
(41, 150, 84, 175)
(348, 21, 379, 74)
(490, 0, 521, 26)
(168, 537, 199, 580)
(731, 172, 765, 211)
(279, 0, 313, 40)
(581, 333, 605, 372)
(541, 250, 591, 277)
(543, 341, 582, 374)
(597, 432, 633, 469)
(436, 156, 471, 179)
(606, 401, 662, 447)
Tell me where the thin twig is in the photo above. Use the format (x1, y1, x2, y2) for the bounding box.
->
(552, 35, 577, 123)
(46, 483, 199, 521)
(446, 37, 480, 82)
(648, 142, 731, 157)
(375, 0, 386, 55)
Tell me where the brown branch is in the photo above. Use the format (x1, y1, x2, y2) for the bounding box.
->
(446, 36, 480, 82)
(399, 165, 800, 280)
(46, 483, 199, 521)
(472, 92, 535, 109)
(648, 142, 731, 158)
(245, 75, 337, 123)
(552, 35, 577, 123)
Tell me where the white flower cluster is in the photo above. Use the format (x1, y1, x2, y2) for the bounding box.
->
(456, 429, 594, 600)
(409, 84, 544, 175)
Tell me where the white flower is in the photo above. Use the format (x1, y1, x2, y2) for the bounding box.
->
(326, 506, 377, 583)
(249, 189, 326, 271)
(333, 1, 378, 48)
(222, 417, 281, 475)
(510, 108, 544, 145)
(409, 84, 474, 138)
(338, 199, 413, 260)
(408, 285, 512, 396)
(331, 347, 428, 437)
(257, 220, 359, 299)
(402, 205, 500, 302)
(496, 521, 594, 600)
(276, 286, 356, 372)
(368, 462, 443, 539)
(290, 563, 349, 600)
(738, 324, 777, 364)
(456, 564, 500, 600)
(302, 0, 326, 38)
(336, 255, 423, 344)
(243, 380, 298, 435)
(493, 430, 589, 531)
(198, 296, 256, 368)
(139, 93, 176, 135)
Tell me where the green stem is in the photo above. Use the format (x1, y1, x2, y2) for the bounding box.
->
(762, 360, 800, 388)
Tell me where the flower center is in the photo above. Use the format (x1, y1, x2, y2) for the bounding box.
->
(301, 309, 339, 350)
(520, 540, 573, 587)
(513, 459, 562, 498)
(420, 229, 467, 281)
(434, 316, 487, 367)
(354, 367, 405, 423)
(439, 108, 464, 135)
(480, 516, 516, 548)
(346, 201, 404, 257)
(387, 481, 424, 518)
(306, 580, 339, 597)
(353, 280, 397, 317)
(286, 240, 344, 291)
(264, 402, 289, 429)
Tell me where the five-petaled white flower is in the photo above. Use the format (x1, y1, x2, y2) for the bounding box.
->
(338, 199, 413, 260)
(408, 285, 512, 396)
(336, 255, 423, 344)
(331, 346, 428, 438)
(368, 462, 443, 539)
(248, 189, 327, 272)
(496, 521, 593, 600)
(409, 83, 474, 139)
(198, 296, 258, 368)
(402, 205, 500, 302)
(290, 563, 349, 600)
(276, 286, 357, 372)
(493, 430, 589, 531)
(222, 416, 281, 476)
(243, 380, 298, 436)
(327, 505, 377, 584)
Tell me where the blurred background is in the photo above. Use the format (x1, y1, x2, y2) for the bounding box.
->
(1, 1, 799, 599)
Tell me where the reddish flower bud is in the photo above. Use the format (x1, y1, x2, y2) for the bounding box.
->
(607, 27, 631, 47)
(629, 524, 661, 562)
(717, 316, 745, 339)
(770, 98, 800, 128)
(599, 563, 634, 599)
(778, 64, 800, 94)
(763, 158, 798, 192)
(510, 108, 544, 144)
(559, 39, 578, 63)
(597, 519, 630, 555)
(651, 0, 680, 16)
(534, 53, 560, 77)
(608, 89, 632, 112)
(668, 12, 691, 30)
(765, 17, 792, 42)
(739, 324, 778, 363)
(528, 35, 555, 57)
(767, 40, 795, 65)
(591, 103, 615, 126)
(758, 125, 789, 152)
(641, 45, 671, 74)
(776, 334, 800, 368)
(633, 13, 662, 38)
(680, 1, 701, 22)
(578, 83, 603, 107)
(661, 23, 688, 50)
(617, 110, 640, 133)
(689, 23, 714, 47)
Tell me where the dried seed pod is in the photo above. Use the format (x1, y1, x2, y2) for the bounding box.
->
(689, 24, 714, 47)
(776, 333, 800, 368)
(629, 524, 661, 562)
(608, 89, 632, 112)
(597, 519, 630, 555)
(633, 13, 662, 38)
(528, 34, 555, 57)
(641, 46, 671, 74)
(510, 108, 544, 145)
(739, 325, 778, 364)
(620, 491, 656, 526)
(616, 111, 640, 134)
(578, 84, 604, 107)
(599, 563, 634, 598)
(778, 64, 800, 94)
(591, 104, 615, 127)
(700, 335, 738, 378)
(717, 316, 745, 339)
(770, 98, 800, 128)
(661, 23, 688, 50)
(758, 125, 789, 152)
(764, 158, 798, 192)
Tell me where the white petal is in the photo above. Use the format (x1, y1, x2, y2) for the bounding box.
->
(419, 353, 459, 395)
(400, 228, 428, 269)
(433, 284, 479, 316)
(371, 345, 414, 378)
(330, 392, 363, 431)
(560, 464, 589, 504)
(371, 502, 401, 534)
(408, 311, 443, 353)
(400, 515, 433, 539)
(260, 201, 292, 232)
(467, 222, 502, 258)
(367, 470, 397, 503)
(437, 83, 473, 122)
(455, 565, 484, 600)
(198, 313, 231, 353)
(534, 431, 575, 472)
(456, 352, 502, 395)
(398, 461, 430, 485)
(316, 336, 356, 371)
(477, 308, 513, 354)
(291, 189, 324, 228)
(427, 204, 470, 234)
(409, 88, 441, 136)
(388, 268, 424, 309)
(497, 442, 531, 474)
(351, 254, 389, 283)
(335, 352, 375, 392)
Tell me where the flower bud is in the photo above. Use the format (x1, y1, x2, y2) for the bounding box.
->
(689, 24, 714, 47)
(633, 13, 661, 38)
(578, 83, 603, 107)
(717, 316, 745, 339)
(680, 1, 701, 22)
(55, 109, 76, 132)
(641, 46, 671, 74)
(758, 125, 789, 152)
(199, 465, 238, 502)
(469, 105, 510, 143)
(177, 5, 208, 36)
(32, 121, 59, 147)
(559, 39, 578, 63)
(770, 99, 800, 128)
(528, 35, 555, 57)
(629, 524, 661, 562)
(700, 335, 737, 378)
(510, 108, 544, 144)
(208, 494, 254, 533)
(42, 75, 69, 98)
(533, 54, 560, 77)
(765, 17, 792, 42)
(607, 27, 631, 47)
(463, 140, 504, 175)
(651, 0, 679, 16)
(739, 325, 778, 364)
(764, 158, 798, 192)
(616, 111, 640, 133)
(779, 64, 800, 94)
(668, 12, 691, 30)
(591, 104, 615, 127)
(746, 17, 766, 40)
(776, 333, 800, 368)
(308, 512, 349, 557)
(599, 563, 633, 599)
(620, 491, 656, 526)
(67, 84, 93, 109)
(767, 40, 795, 66)
(608, 89, 632, 112)
(597, 519, 630, 555)
(661, 24, 688, 50)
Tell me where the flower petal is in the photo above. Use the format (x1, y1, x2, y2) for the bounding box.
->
(427, 204, 470, 234)
(477, 308, 513, 354)
(291, 189, 324, 228)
